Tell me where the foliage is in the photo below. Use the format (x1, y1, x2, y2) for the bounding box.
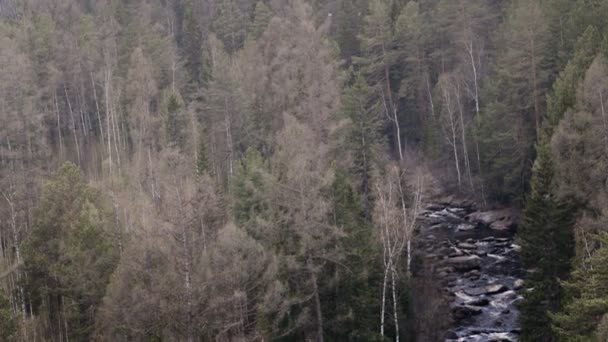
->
(518, 144, 575, 341)
(23, 162, 119, 341)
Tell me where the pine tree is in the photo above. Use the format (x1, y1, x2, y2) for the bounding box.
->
(0, 290, 15, 341)
(213, 0, 248, 54)
(553, 232, 608, 340)
(163, 91, 186, 149)
(339, 73, 384, 217)
(546, 26, 602, 132)
(248, 1, 272, 41)
(335, 0, 366, 65)
(23, 162, 119, 341)
(324, 169, 383, 341)
(231, 148, 270, 232)
(518, 143, 575, 341)
(355, 0, 404, 160)
(196, 127, 209, 177)
(180, 0, 208, 86)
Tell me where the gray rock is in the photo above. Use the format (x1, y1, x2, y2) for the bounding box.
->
(467, 208, 519, 231)
(457, 242, 477, 249)
(513, 279, 524, 290)
(456, 223, 476, 231)
(485, 284, 508, 295)
(467, 298, 490, 307)
(452, 305, 483, 320)
(447, 255, 482, 272)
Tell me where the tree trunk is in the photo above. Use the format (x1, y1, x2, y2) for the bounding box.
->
(310, 264, 324, 342)
(64, 86, 81, 167)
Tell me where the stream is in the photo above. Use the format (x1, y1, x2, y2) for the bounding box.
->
(417, 198, 525, 342)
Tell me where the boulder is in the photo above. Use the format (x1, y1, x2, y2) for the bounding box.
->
(456, 223, 476, 231)
(513, 279, 524, 290)
(425, 203, 446, 211)
(452, 305, 483, 320)
(485, 284, 508, 295)
(447, 255, 481, 272)
(458, 242, 477, 250)
(466, 208, 519, 231)
(467, 298, 490, 307)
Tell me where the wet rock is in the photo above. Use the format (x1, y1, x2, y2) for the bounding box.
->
(467, 298, 490, 307)
(513, 279, 524, 290)
(511, 244, 522, 252)
(425, 203, 445, 211)
(474, 250, 487, 257)
(456, 223, 476, 231)
(452, 305, 483, 320)
(417, 201, 523, 340)
(447, 255, 481, 272)
(485, 284, 508, 295)
(467, 208, 519, 231)
(457, 242, 477, 249)
(464, 269, 481, 280)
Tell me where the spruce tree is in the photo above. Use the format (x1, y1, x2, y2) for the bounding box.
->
(248, 1, 272, 41)
(340, 73, 384, 217)
(324, 169, 383, 341)
(519, 143, 575, 341)
(553, 232, 608, 340)
(23, 162, 119, 341)
(546, 26, 602, 133)
(196, 128, 209, 177)
(0, 290, 15, 341)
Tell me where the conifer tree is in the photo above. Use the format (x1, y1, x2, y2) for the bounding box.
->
(23, 162, 119, 341)
(546, 26, 602, 132)
(553, 231, 608, 340)
(196, 128, 209, 177)
(340, 73, 384, 217)
(0, 290, 16, 341)
(213, 0, 248, 54)
(324, 169, 383, 341)
(248, 1, 272, 40)
(519, 143, 575, 341)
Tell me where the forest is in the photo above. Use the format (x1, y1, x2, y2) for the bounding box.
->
(1, 0, 608, 341)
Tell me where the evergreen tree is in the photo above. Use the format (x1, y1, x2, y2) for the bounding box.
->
(196, 127, 209, 176)
(231, 148, 270, 233)
(518, 143, 575, 341)
(355, 0, 404, 160)
(248, 1, 272, 40)
(546, 26, 602, 132)
(213, 0, 248, 54)
(334, 0, 366, 65)
(23, 162, 119, 341)
(323, 169, 383, 341)
(0, 290, 16, 341)
(180, 0, 208, 86)
(553, 231, 608, 340)
(163, 91, 186, 149)
(339, 73, 384, 217)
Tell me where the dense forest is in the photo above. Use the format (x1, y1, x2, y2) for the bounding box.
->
(1, 0, 608, 340)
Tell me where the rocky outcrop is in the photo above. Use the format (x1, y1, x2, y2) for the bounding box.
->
(416, 200, 525, 342)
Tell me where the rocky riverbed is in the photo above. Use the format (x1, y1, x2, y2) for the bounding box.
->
(417, 199, 525, 342)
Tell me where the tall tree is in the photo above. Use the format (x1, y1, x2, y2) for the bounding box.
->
(338, 73, 384, 217)
(356, 0, 404, 160)
(518, 143, 575, 341)
(23, 162, 119, 341)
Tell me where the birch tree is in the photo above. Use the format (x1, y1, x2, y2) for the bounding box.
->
(374, 164, 422, 341)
